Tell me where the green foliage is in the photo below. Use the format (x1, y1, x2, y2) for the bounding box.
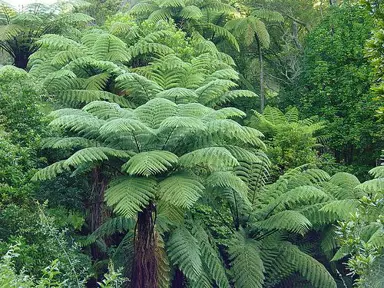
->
(0, 244, 62, 288)
(335, 166, 384, 287)
(248, 106, 325, 178)
(129, 0, 239, 51)
(0, 2, 93, 68)
(281, 5, 384, 175)
(363, 0, 384, 116)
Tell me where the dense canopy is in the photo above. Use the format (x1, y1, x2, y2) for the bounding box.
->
(0, 0, 383, 287)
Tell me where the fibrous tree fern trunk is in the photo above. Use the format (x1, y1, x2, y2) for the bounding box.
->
(89, 167, 108, 260)
(131, 203, 158, 288)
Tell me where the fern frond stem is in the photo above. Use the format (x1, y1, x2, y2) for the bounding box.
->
(254, 228, 278, 241)
(263, 199, 283, 221)
(232, 190, 240, 231)
(132, 131, 141, 153)
(336, 269, 348, 288)
(162, 127, 176, 150)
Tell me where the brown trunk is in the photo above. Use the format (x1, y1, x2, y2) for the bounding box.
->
(89, 167, 108, 260)
(257, 38, 265, 112)
(131, 203, 158, 288)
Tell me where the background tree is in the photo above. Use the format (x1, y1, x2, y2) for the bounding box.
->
(0, 1, 92, 69)
(280, 4, 384, 177)
(225, 7, 283, 112)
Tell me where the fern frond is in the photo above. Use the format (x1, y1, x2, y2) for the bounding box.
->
(204, 23, 239, 51)
(158, 172, 203, 208)
(266, 186, 331, 213)
(55, 12, 94, 24)
(129, 2, 158, 16)
(285, 107, 299, 122)
(255, 210, 312, 235)
(167, 226, 202, 281)
(158, 0, 185, 8)
(179, 147, 239, 171)
(49, 114, 104, 137)
(86, 217, 135, 244)
(121, 150, 178, 176)
(105, 176, 157, 217)
(92, 33, 130, 62)
(32, 160, 70, 181)
(156, 88, 198, 103)
(368, 228, 384, 249)
(356, 178, 384, 194)
(148, 8, 172, 22)
(251, 9, 284, 22)
(37, 34, 83, 51)
(207, 171, 251, 207)
(212, 90, 257, 106)
(330, 172, 360, 190)
(196, 79, 237, 106)
(229, 231, 265, 288)
(83, 101, 133, 120)
(41, 137, 94, 150)
(319, 199, 359, 219)
(58, 90, 131, 108)
(208, 107, 246, 119)
(128, 42, 174, 59)
(180, 5, 203, 20)
(64, 147, 133, 168)
(156, 233, 171, 288)
(134, 98, 178, 128)
(369, 166, 384, 179)
(116, 73, 163, 102)
(283, 242, 337, 288)
(159, 116, 205, 130)
(192, 225, 229, 288)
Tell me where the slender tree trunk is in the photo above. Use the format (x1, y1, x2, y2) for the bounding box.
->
(131, 203, 158, 288)
(89, 167, 108, 260)
(257, 38, 265, 112)
(292, 21, 302, 50)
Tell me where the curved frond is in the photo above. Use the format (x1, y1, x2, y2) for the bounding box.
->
(105, 176, 157, 217)
(229, 232, 264, 288)
(255, 210, 312, 235)
(159, 172, 204, 208)
(32, 160, 70, 181)
(179, 147, 239, 171)
(167, 226, 202, 281)
(122, 150, 178, 176)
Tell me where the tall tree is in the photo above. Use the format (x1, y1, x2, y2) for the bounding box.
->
(225, 8, 283, 111)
